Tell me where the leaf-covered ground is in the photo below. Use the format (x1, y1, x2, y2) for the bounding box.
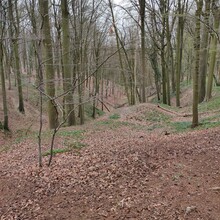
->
(1, 103, 220, 220)
(1, 86, 220, 219)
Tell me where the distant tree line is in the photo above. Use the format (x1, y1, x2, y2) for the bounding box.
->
(0, 0, 219, 130)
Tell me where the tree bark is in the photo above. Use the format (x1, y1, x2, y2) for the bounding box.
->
(199, 0, 211, 103)
(40, 0, 58, 129)
(8, 0, 25, 113)
(139, 0, 147, 102)
(61, 0, 76, 126)
(175, 0, 185, 107)
(160, 1, 167, 104)
(0, 3, 9, 130)
(192, 0, 203, 128)
(205, 0, 220, 101)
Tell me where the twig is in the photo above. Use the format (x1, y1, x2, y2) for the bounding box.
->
(97, 98, 111, 112)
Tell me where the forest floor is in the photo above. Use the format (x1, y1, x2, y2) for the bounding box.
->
(1, 85, 220, 219)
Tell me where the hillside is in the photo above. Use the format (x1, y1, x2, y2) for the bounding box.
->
(1, 86, 220, 219)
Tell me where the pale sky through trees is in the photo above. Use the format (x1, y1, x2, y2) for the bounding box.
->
(114, 0, 123, 4)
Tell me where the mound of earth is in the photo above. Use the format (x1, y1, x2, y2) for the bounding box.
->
(0, 120, 220, 219)
(1, 85, 220, 219)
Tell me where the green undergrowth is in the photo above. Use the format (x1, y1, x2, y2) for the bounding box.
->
(170, 119, 220, 133)
(170, 121, 192, 132)
(13, 129, 37, 144)
(199, 97, 220, 112)
(95, 120, 131, 129)
(42, 148, 71, 156)
(95, 110, 170, 132)
(200, 114, 220, 129)
(144, 110, 171, 122)
(151, 85, 220, 133)
(159, 103, 181, 112)
(42, 142, 87, 157)
(42, 129, 87, 156)
(147, 124, 163, 131)
(85, 105, 105, 118)
(166, 112, 220, 133)
(58, 129, 86, 149)
(57, 129, 85, 138)
(109, 113, 120, 119)
(0, 129, 37, 152)
(95, 118, 147, 131)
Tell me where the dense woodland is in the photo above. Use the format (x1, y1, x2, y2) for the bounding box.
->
(0, 0, 219, 131)
(1, 1, 220, 219)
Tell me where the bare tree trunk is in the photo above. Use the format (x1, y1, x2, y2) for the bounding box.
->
(40, 0, 58, 129)
(8, 0, 25, 113)
(139, 0, 147, 102)
(149, 49, 161, 101)
(92, 44, 100, 119)
(61, 0, 76, 126)
(0, 3, 9, 130)
(176, 0, 185, 107)
(199, 0, 211, 103)
(158, 0, 168, 105)
(165, 2, 171, 106)
(205, 0, 220, 101)
(192, 0, 202, 128)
